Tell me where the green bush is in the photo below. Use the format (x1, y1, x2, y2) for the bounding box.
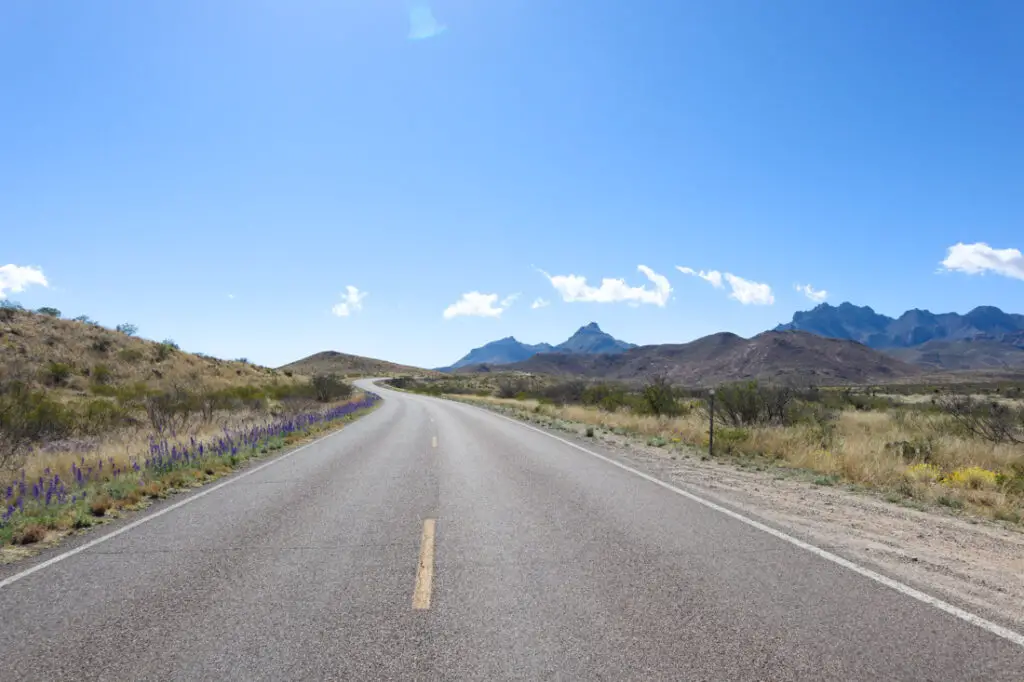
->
(36, 307, 61, 318)
(116, 323, 138, 336)
(641, 376, 681, 416)
(310, 374, 354, 402)
(90, 337, 113, 354)
(154, 341, 178, 362)
(582, 383, 629, 412)
(91, 363, 113, 385)
(711, 381, 796, 427)
(0, 382, 76, 466)
(43, 362, 73, 386)
(118, 348, 144, 363)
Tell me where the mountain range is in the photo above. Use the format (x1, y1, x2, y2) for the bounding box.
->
(774, 303, 1024, 370)
(441, 322, 635, 370)
(452, 330, 921, 386)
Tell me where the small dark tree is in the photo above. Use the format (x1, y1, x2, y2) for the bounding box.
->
(36, 307, 61, 318)
(939, 393, 1024, 444)
(116, 323, 138, 336)
(642, 375, 681, 416)
(311, 374, 354, 402)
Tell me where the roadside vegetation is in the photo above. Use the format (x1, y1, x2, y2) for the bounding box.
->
(0, 304, 378, 551)
(389, 374, 1024, 524)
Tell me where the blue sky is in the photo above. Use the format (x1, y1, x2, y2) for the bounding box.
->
(2, 1, 1023, 369)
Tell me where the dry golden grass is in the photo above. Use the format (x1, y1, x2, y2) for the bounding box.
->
(465, 396, 1024, 521)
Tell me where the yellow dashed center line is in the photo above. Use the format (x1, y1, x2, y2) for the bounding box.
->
(412, 519, 436, 610)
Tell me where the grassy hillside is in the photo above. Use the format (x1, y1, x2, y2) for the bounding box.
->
(1, 306, 291, 395)
(0, 306, 379, 549)
(281, 350, 440, 378)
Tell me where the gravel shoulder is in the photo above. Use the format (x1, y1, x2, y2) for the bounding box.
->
(461, 398, 1024, 632)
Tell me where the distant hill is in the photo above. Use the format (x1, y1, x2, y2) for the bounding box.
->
(456, 330, 920, 387)
(280, 351, 438, 377)
(444, 338, 555, 370)
(442, 322, 633, 370)
(554, 322, 636, 354)
(884, 335, 1024, 371)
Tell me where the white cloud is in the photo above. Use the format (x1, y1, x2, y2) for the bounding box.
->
(795, 283, 828, 302)
(676, 266, 723, 288)
(227, 293, 235, 300)
(0, 264, 48, 299)
(531, 298, 550, 309)
(331, 285, 367, 317)
(500, 293, 520, 308)
(724, 273, 774, 305)
(408, 3, 447, 40)
(940, 242, 1024, 281)
(541, 265, 672, 307)
(443, 291, 514, 319)
(677, 265, 774, 305)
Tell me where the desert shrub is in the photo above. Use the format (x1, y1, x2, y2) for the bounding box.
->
(115, 323, 138, 336)
(904, 462, 941, 483)
(118, 348, 143, 363)
(91, 363, 113, 385)
(582, 383, 629, 412)
(310, 374, 354, 402)
(711, 381, 796, 427)
(496, 377, 532, 399)
(154, 340, 179, 362)
(538, 380, 587, 406)
(641, 376, 681, 416)
(0, 381, 76, 468)
(144, 385, 201, 433)
(713, 427, 749, 455)
(36, 307, 61, 318)
(944, 466, 999, 490)
(939, 393, 1024, 444)
(80, 399, 127, 434)
(43, 361, 73, 387)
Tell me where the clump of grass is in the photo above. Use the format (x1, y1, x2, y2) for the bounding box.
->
(12, 524, 48, 545)
(89, 495, 113, 517)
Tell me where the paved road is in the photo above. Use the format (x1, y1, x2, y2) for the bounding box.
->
(1, 380, 1022, 680)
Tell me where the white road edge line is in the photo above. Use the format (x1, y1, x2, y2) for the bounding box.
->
(455, 397, 1024, 649)
(0, 426, 353, 590)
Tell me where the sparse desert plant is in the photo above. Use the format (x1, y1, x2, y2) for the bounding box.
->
(904, 462, 941, 483)
(43, 361, 73, 386)
(939, 393, 1023, 444)
(115, 323, 138, 336)
(310, 373, 353, 402)
(641, 375, 681, 416)
(117, 348, 143, 363)
(36, 307, 61, 318)
(943, 466, 999, 490)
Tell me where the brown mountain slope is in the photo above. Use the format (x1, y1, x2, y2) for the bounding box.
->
(280, 350, 439, 377)
(469, 330, 921, 386)
(883, 336, 1024, 371)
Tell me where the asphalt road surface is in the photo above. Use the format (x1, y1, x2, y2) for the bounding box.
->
(1, 380, 1022, 680)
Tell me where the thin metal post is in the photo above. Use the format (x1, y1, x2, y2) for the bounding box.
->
(708, 388, 715, 456)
